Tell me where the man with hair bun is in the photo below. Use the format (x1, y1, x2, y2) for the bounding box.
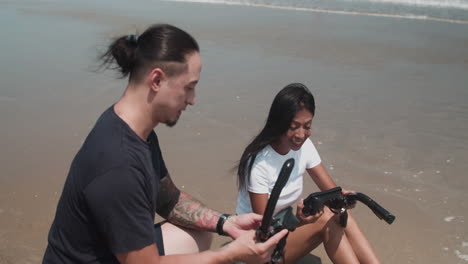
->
(43, 23, 287, 264)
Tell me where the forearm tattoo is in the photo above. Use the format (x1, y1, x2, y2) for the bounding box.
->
(168, 192, 221, 232)
(156, 174, 221, 231)
(156, 174, 181, 219)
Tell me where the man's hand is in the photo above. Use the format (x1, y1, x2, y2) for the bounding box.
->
(222, 213, 263, 239)
(223, 229, 289, 264)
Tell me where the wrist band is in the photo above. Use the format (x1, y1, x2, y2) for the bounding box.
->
(216, 214, 231, 236)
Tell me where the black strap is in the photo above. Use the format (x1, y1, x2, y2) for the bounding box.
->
(258, 158, 295, 238)
(216, 213, 231, 236)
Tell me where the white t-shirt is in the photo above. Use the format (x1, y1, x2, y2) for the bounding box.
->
(236, 138, 322, 216)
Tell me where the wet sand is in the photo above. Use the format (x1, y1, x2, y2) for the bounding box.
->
(1, 0, 468, 263)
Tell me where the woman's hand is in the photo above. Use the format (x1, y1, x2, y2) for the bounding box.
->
(295, 199, 323, 225)
(342, 189, 357, 209)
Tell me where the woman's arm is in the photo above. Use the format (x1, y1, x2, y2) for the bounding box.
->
(306, 163, 337, 191)
(306, 163, 355, 199)
(248, 192, 269, 215)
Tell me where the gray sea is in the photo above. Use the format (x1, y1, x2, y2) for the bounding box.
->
(168, 0, 468, 22)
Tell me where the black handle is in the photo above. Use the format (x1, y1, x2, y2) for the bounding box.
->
(347, 193, 395, 224)
(259, 158, 295, 236)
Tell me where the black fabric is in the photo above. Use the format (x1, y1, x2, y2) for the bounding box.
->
(43, 106, 168, 263)
(154, 223, 165, 256)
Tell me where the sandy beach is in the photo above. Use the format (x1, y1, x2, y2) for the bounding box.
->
(1, 0, 468, 263)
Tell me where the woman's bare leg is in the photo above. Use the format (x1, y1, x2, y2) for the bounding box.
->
(344, 213, 381, 264)
(284, 208, 359, 264)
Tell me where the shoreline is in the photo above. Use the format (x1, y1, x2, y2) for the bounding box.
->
(165, 0, 468, 24)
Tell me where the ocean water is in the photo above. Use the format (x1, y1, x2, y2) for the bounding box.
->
(167, 0, 468, 23)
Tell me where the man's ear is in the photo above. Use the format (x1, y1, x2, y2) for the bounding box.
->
(147, 68, 165, 93)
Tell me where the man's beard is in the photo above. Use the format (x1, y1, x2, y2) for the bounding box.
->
(165, 118, 178, 127)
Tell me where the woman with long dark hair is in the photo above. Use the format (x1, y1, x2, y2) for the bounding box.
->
(236, 83, 380, 264)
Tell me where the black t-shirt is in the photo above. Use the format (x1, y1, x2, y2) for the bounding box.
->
(43, 106, 168, 263)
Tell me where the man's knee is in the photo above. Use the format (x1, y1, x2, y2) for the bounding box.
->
(161, 222, 213, 255)
(193, 229, 213, 251)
